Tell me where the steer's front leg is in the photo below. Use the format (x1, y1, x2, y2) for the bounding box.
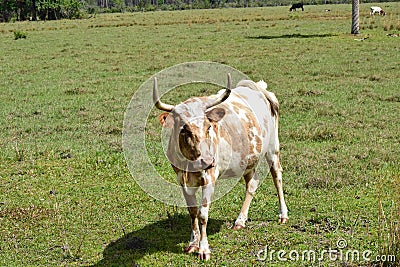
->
(197, 172, 215, 261)
(181, 186, 200, 254)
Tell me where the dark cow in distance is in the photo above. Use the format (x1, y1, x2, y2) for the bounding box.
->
(153, 74, 288, 260)
(290, 2, 304, 11)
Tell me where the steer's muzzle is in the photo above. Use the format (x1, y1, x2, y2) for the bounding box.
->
(188, 157, 215, 171)
(201, 157, 215, 170)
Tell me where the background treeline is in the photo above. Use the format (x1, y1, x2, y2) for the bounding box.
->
(0, 0, 396, 22)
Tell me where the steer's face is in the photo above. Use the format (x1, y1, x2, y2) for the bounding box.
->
(158, 100, 226, 172)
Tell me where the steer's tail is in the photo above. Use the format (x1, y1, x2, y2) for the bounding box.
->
(237, 80, 280, 117)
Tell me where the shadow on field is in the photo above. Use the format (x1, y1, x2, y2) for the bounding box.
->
(247, 33, 337, 39)
(92, 214, 225, 266)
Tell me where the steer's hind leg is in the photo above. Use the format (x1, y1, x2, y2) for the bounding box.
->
(233, 170, 260, 230)
(269, 152, 288, 223)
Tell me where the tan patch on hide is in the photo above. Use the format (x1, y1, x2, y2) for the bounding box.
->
(211, 173, 216, 184)
(249, 130, 254, 139)
(255, 135, 262, 153)
(220, 123, 247, 154)
(228, 100, 265, 170)
(244, 153, 261, 170)
(245, 112, 262, 135)
(202, 119, 211, 137)
(179, 124, 201, 161)
(202, 196, 209, 207)
(232, 104, 240, 114)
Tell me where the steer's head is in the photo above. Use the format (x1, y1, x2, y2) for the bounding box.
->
(153, 75, 232, 172)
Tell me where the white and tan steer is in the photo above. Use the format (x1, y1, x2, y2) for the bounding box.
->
(153, 74, 288, 260)
(370, 6, 386, 16)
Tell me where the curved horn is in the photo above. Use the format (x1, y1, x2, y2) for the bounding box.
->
(153, 77, 175, 112)
(206, 73, 232, 109)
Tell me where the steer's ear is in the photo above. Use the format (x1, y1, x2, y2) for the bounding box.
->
(206, 107, 226, 122)
(158, 112, 174, 128)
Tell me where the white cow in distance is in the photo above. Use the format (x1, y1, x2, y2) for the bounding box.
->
(370, 6, 386, 16)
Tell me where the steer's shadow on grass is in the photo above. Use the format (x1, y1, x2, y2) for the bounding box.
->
(93, 214, 225, 266)
(247, 33, 337, 39)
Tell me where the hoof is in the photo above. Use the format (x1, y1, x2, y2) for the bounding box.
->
(198, 252, 211, 261)
(232, 224, 245, 230)
(279, 217, 288, 224)
(184, 245, 199, 253)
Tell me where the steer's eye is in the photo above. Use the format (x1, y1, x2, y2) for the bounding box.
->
(181, 124, 190, 135)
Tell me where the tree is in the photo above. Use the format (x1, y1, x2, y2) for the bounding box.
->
(31, 0, 37, 20)
(1, 0, 16, 22)
(351, 0, 359, 34)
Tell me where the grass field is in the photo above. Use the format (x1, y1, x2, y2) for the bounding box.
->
(1, 3, 399, 266)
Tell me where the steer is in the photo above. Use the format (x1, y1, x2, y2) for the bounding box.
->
(370, 6, 386, 16)
(153, 74, 288, 260)
(290, 3, 304, 11)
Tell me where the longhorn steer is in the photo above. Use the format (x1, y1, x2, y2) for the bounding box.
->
(153, 74, 288, 260)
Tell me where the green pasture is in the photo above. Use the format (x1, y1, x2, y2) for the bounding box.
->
(1, 3, 399, 266)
